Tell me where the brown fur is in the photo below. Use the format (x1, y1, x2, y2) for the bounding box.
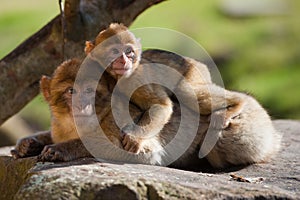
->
(11, 24, 281, 168)
(85, 23, 250, 154)
(83, 23, 281, 168)
(11, 58, 209, 165)
(11, 53, 281, 168)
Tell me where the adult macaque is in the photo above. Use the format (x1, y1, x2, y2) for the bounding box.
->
(84, 23, 281, 168)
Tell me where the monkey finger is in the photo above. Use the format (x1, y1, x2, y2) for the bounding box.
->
(123, 142, 132, 151)
(10, 149, 20, 159)
(50, 151, 64, 162)
(39, 146, 55, 161)
(123, 141, 138, 152)
(39, 150, 58, 162)
(122, 135, 132, 146)
(37, 153, 46, 162)
(122, 138, 127, 147)
(128, 146, 140, 154)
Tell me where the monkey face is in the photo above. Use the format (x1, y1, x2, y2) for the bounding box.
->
(85, 23, 142, 80)
(88, 42, 140, 79)
(108, 43, 137, 78)
(67, 81, 98, 117)
(40, 59, 98, 120)
(47, 80, 97, 121)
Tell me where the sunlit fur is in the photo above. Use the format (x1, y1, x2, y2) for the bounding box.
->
(13, 52, 281, 168)
(83, 23, 281, 168)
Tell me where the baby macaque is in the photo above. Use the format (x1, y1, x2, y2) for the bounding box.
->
(11, 52, 281, 168)
(11, 59, 94, 161)
(84, 23, 281, 168)
(85, 23, 275, 153)
(11, 58, 209, 166)
(11, 23, 281, 169)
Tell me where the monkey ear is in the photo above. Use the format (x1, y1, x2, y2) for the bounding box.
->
(84, 41, 95, 55)
(40, 75, 51, 102)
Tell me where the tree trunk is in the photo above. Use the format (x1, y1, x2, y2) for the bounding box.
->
(0, 0, 165, 125)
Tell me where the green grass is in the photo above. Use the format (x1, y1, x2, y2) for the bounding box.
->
(0, 0, 299, 130)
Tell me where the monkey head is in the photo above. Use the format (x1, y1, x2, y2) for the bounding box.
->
(40, 59, 103, 129)
(85, 23, 142, 79)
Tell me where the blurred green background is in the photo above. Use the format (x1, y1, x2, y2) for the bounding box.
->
(0, 0, 299, 145)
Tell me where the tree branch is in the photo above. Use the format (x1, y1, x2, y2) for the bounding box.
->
(0, 0, 165, 125)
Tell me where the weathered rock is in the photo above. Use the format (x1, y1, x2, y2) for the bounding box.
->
(0, 120, 299, 200)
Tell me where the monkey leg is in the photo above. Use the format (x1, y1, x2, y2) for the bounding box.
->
(38, 138, 92, 162)
(11, 130, 52, 159)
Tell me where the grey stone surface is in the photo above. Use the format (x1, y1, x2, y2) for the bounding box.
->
(0, 120, 299, 199)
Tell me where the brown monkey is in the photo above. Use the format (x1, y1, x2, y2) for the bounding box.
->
(84, 23, 281, 167)
(131, 49, 282, 168)
(11, 53, 280, 168)
(11, 58, 208, 166)
(84, 23, 249, 153)
(11, 59, 123, 161)
(11, 59, 93, 161)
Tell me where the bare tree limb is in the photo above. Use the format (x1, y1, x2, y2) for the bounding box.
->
(0, 0, 165, 125)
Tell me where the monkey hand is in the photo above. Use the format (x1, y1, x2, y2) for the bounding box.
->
(121, 134, 145, 154)
(121, 123, 145, 154)
(38, 140, 91, 162)
(11, 136, 45, 159)
(38, 143, 73, 162)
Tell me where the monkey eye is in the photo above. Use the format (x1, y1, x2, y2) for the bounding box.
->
(85, 87, 94, 93)
(125, 47, 134, 55)
(111, 48, 119, 55)
(67, 87, 76, 94)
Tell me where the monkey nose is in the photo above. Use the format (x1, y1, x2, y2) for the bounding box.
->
(115, 53, 127, 64)
(81, 104, 94, 116)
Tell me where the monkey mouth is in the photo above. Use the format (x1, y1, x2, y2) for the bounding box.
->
(72, 104, 95, 117)
(113, 67, 130, 75)
(73, 113, 95, 117)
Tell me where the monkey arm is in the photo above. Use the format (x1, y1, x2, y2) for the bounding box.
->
(32, 130, 53, 145)
(121, 93, 173, 153)
(11, 130, 53, 159)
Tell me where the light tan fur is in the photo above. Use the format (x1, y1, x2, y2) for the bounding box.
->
(11, 24, 281, 168)
(11, 58, 208, 165)
(11, 57, 281, 168)
(83, 23, 281, 168)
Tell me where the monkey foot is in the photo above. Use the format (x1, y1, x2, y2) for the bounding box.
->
(11, 137, 44, 159)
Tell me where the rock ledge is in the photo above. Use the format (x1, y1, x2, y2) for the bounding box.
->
(0, 120, 299, 200)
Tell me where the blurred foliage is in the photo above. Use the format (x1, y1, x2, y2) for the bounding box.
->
(0, 0, 299, 132)
(0, 0, 57, 130)
(131, 0, 300, 119)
